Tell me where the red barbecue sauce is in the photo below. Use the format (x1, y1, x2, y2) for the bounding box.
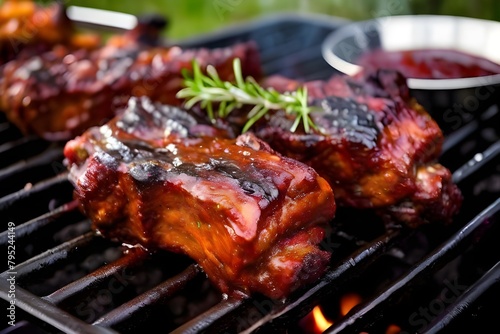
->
(357, 49, 500, 79)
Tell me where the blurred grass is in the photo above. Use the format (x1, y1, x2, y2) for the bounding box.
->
(64, 0, 500, 39)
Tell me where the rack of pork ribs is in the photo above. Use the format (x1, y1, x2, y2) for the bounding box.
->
(1, 0, 462, 300)
(0, 0, 262, 140)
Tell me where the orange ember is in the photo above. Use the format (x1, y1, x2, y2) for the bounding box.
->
(303, 293, 363, 333)
(386, 324, 402, 334)
(312, 305, 333, 333)
(340, 293, 362, 316)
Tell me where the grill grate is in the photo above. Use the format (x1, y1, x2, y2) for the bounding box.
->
(1, 13, 499, 334)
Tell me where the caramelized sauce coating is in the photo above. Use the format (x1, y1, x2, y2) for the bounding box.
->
(65, 97, 336, 299)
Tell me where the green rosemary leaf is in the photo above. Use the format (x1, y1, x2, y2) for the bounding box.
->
(201, 74, 217, 88)
(217, 100, 227, 118)
(206, 65, 221, 84)
(224, 101, 238, 118)
(206, 100, 214, 121)
(176, 58, 318, 133)
(246, 77, 266, 96)
(183, 95, 204, 110)
(247, 104, 263, 119)
(192, 60, 203, 87)
(233, 58, 245, 90)
(242, 106, 268, 133)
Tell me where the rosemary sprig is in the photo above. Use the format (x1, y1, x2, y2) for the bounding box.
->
(176, 58, 318, 133)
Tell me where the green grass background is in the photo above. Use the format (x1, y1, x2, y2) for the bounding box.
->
(54, 0, 500, 39)
(61, 0, 500, 39)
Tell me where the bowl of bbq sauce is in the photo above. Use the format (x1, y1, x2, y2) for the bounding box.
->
(322, 15, 500, 134)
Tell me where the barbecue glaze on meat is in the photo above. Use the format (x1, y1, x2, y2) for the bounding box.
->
(0, 13, 262, 140)
(0, 0, 100, 64)
(64, 96, 336, 299)
(254, 70, 462, 227)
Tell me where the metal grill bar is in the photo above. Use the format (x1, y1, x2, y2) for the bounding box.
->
(44, 247, 149, 305)
(1, 232, 118, 334)
(0, 172, 69, 212)
(451, 140, 500, 183)
(441, 104, 498, 155)
(94, 264, 201, 327)
(0, 122, 21, 143)
(441, 116, 480, 154)
(0, 136, 40, 154)
(170, 296, 246, 334)
(0, 200, 78, 247)
(0, 137, 50, 168)
(0, 281, 119, 334)
(420, 260, 500, 334)
(0, 145, 64, 183)
(323, 198, 500, 334)
(7, 232, 96, 279)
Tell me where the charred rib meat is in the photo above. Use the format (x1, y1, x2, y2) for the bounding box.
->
(254, 70, 462, 227)
(64, 96, 336, 299)
(0, 15, 262, 140)
(0, 0, 99, 64)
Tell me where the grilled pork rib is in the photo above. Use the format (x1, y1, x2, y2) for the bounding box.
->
(254, 70, 462, 227)
(0, 0, 100, 64)
(0, 15, 262, 140)
(64, 96, 336, 299)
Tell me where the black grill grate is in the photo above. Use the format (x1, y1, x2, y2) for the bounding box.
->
(1, 13, 499, 334)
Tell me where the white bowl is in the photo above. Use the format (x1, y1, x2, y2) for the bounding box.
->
(321, 15, 500, 133)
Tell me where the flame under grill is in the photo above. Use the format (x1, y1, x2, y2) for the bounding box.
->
(1, 14, 499, 334)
